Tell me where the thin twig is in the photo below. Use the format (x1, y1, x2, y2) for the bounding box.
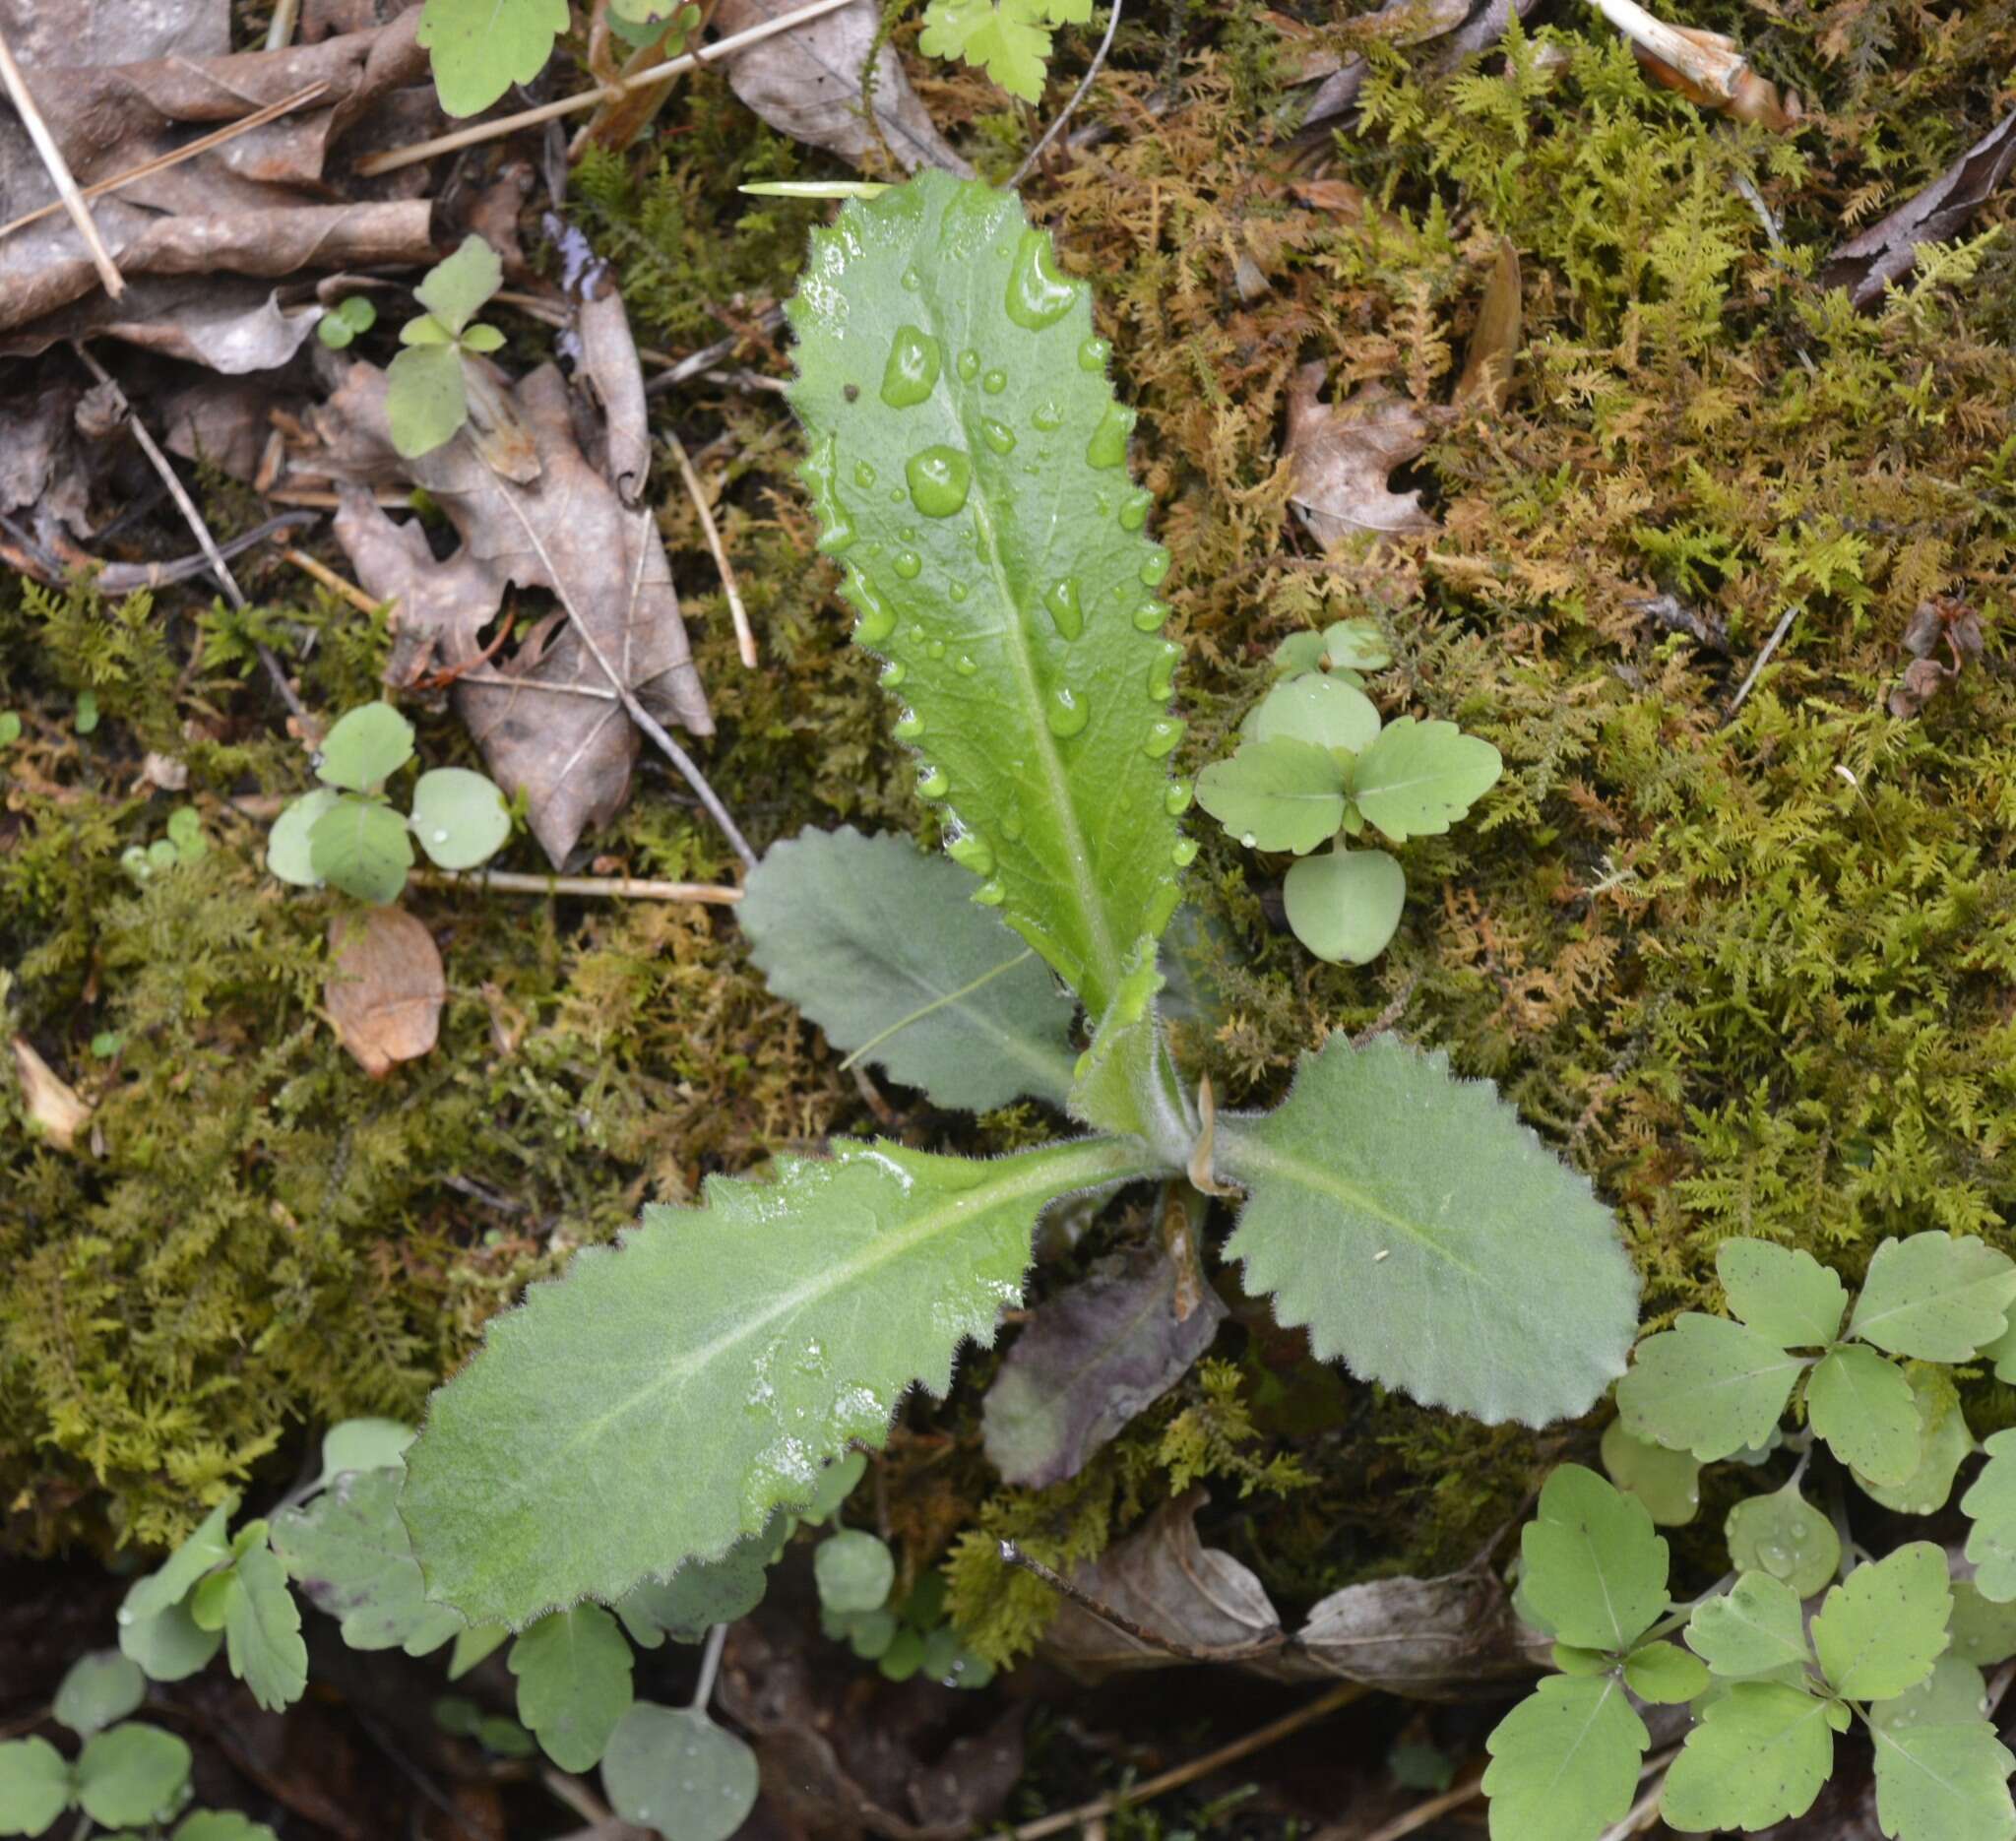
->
(666, 430, 756, 668)
(0, 83, 329, 243)
(1007, 1682, 1365, 1841)
(355, 0, 863, 178)
(493, 493, 757, 867)
(1587, 0, 1744, 99)
(265, 0, 302, 50)
(2, 508, 317, 594)
(1010, 0, 1125, 189)
(643, 308, 787, 396)
(278, 545, 381, 616)
(1355, 1769, 1486, 1841)
(0, 28, 123, 296)
(1725, 603, 1799, 721)
(419, 868, 741, 903)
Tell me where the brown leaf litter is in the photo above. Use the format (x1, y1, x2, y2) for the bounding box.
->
(1285, 363, 1437, 544)
(324, 906, 444, 1077)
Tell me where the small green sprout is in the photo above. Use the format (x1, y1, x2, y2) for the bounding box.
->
(0, 1650, 195, 1836)
(316, 294, 378, 350)
(1195, 620, 1502, 966)
(74, 688, 98, 734)
(119, 805, 208, 884)
(386, 236, 508, 461)
(268, 703, 510, 904)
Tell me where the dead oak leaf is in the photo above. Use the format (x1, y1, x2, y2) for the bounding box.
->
(1285, 363, 1437, 545)
(10, 1036, 93, 1150)
(325, 907, 444, 1077)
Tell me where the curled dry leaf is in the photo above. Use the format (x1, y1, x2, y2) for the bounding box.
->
(324, 907, 445, 1078)
(10, 1035, 93, 1150)
(982, 1241, 1228, 1490)
(1274, 0, 1541, 134)
(1819, 112, 2016, 309)
(1453, 237, 1521, 416)
(1042, 1491, 1283, 1674)
(714, 0, 972, 177)
(1285, 363, 1437, 545)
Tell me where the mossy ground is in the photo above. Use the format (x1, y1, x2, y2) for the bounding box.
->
(6, 0, 2015, 1682)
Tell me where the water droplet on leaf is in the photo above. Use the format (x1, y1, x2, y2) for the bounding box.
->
(849, 571, 896, 644)
(1131, 599, 1170, 633)
(879, 325, 941, 409)
(980, 417, 1017, 456)
(1045, 685, 1089, 737)
(853, 460, 876, 488)
(1086, 401, 1134, 469)
(1031, 399, 1063, 432)
(893, 549, 922, 580)
(1044, 578, 1084, 640)
(973, 878, 1007, 906)
(906, 445, 973, 518)
(1078, 335, 1110, 371)
(1140, 545, 1171, 587)
(981, 368, 1007, 395)
(916, 764, 949, 798)
(1119, 487, 1153, 531)
(879, 661, 907, 687)
(1142, 717, 1184, 758)
(1165, 779, 1193, 815)
(957, 348, 979, 381)
(1004, 227, 1080, 330)
(1147, 640, 1180, 700)
(1171, 838, 1198, 866)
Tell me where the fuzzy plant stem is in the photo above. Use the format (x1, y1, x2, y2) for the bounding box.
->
(1010, 0, 1125, 189)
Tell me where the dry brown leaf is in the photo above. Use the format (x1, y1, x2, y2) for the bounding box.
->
(1286, 363, 1437, 545)
(714, 0, 972, 176)
(317, 353, 712, 865)
(1277, 0, 1539, 132)
(1453, 238, 1521, 415)
(325, 908, 444, 1077)
(1042, 1490, 1283, 1674)
(1819, 110, 2016, 308)
(10, 1035, 93, 1150)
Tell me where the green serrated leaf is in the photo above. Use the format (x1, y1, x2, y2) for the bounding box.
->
(1856, 1364, 1974, 1515)
(1520, 1466, 1669, 1653)
(1217, 1036, 1637, 1428)
(0, 1738, 71, 1836)
(1872, 1655, 1990, 1734)
(814, 1530, 896, 1614)
(741, 827, 1077, 1111)
(1871, 1716, 2016, 1841)
(410, 768, 510, 871)
(1950, 1581, 2016, 1666)
(1961, 1428, 2016, 1602)
(1614, 1315, 1804, 1461)
(1808, 1344, 1922, 1485)
(788, 173, 1182, 1017)
(1196, 738, 1349, 855)
(75, 1726, 191, 1830)
(1281, 847, 1406, 966)
(1481, 1673, 1648, 1841)
(308, 796, 413, 904)
(1686, 1572, 1812, 1679)
(122, 1497, 237, 1626)
(1600, 1420, 1701, 1526)
(316, 703, 415, 793)
(222, 1547, 307, 1713)
(416, 0, 569, 116)
(387, 343, 470, 460)
(118, 1599, 222, 1683)
(1812, 1543, 1951, 1701)
(1717, 1239, 1847, 1346)
(917, 0, 1094, 102)
(600, 1704, 758, 1841)
(1724, 1480, 1840, 1599)
(510, 1606, 634, 1772)
(1850, 1233, 2016, 1362)
(268, 789, 341, 886)
(1346, 715, 1502, 842)
(1243, 675, 1381, 752)
(402, 1132, 1157, 1623)
(615, 1522, 780, 1648)
(53, 1652, 146, 1738)
(271, 1467, 464, 1656)
(1661, 1681, 1832, 1833)
(1625, 1641, 1710, 1703)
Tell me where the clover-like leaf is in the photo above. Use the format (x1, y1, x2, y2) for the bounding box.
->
(1807, 1344, 1922, 1485)
(221, 1547, 307, 1713)
(315, 703, 415, 793)
(1281, 847, 1406, 966)
(313, 1418, 416, 1492)
(1717, 1239, 1847, 1347)
(740, 827, 1078, 1112)
(386, 343, 470, 461)
(814, 1530, 896, 1614)
(1871, 1716, 2016, 1841)
(1520, 1465, 1669, 1653)
(600, 1704, 759, 1841)
(1217, 1036, 1638, 1428)
(75, 1725, 192, 1830)
(1624, 1640, 1710, 1704)
(1871, 1655, 1990, 1735)
(1724, 1480, 1840, 1599)
(1961, 1428, 2016, 1602)
(1811, 1542, 1951, 1701)
(1346, 715, 1503, 842)
(1856, 1364, 1974, 1515)
(270, 1467, 464, 1656)
(415, 235, 504, 337)
(402, 1132, 1159, 1624)
(1948, 1582, 2016, 1666)
(118, 1599, 221, 1683)
(1243, 675, 1381, 752)
(788, 174, 1184, 1019)
(268, 789, 340, 886)
(118, 1495, 236, 1679)
(1615, 1315, 1804, 1461)
(614, 1519, 783, 1649)
(916, 0, 1094, 102)
(416, 0, 569, 116)
(1686, 1572, 1812, 1680)
(1600, 1420, 1701, 1526)
(0, 1738, 71, 1837)
(1849, 1232, 2016, 1362)
(53, 1652, 146, 1738)
(1661, 1682, 1832, 1834)
(1481, 1673, 1648, 1841)
(410, 768, 511, 871)
(510, 1606, 634, 1773)
(308, 796, 413, 905)
(1196, 737, 1347, 856)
